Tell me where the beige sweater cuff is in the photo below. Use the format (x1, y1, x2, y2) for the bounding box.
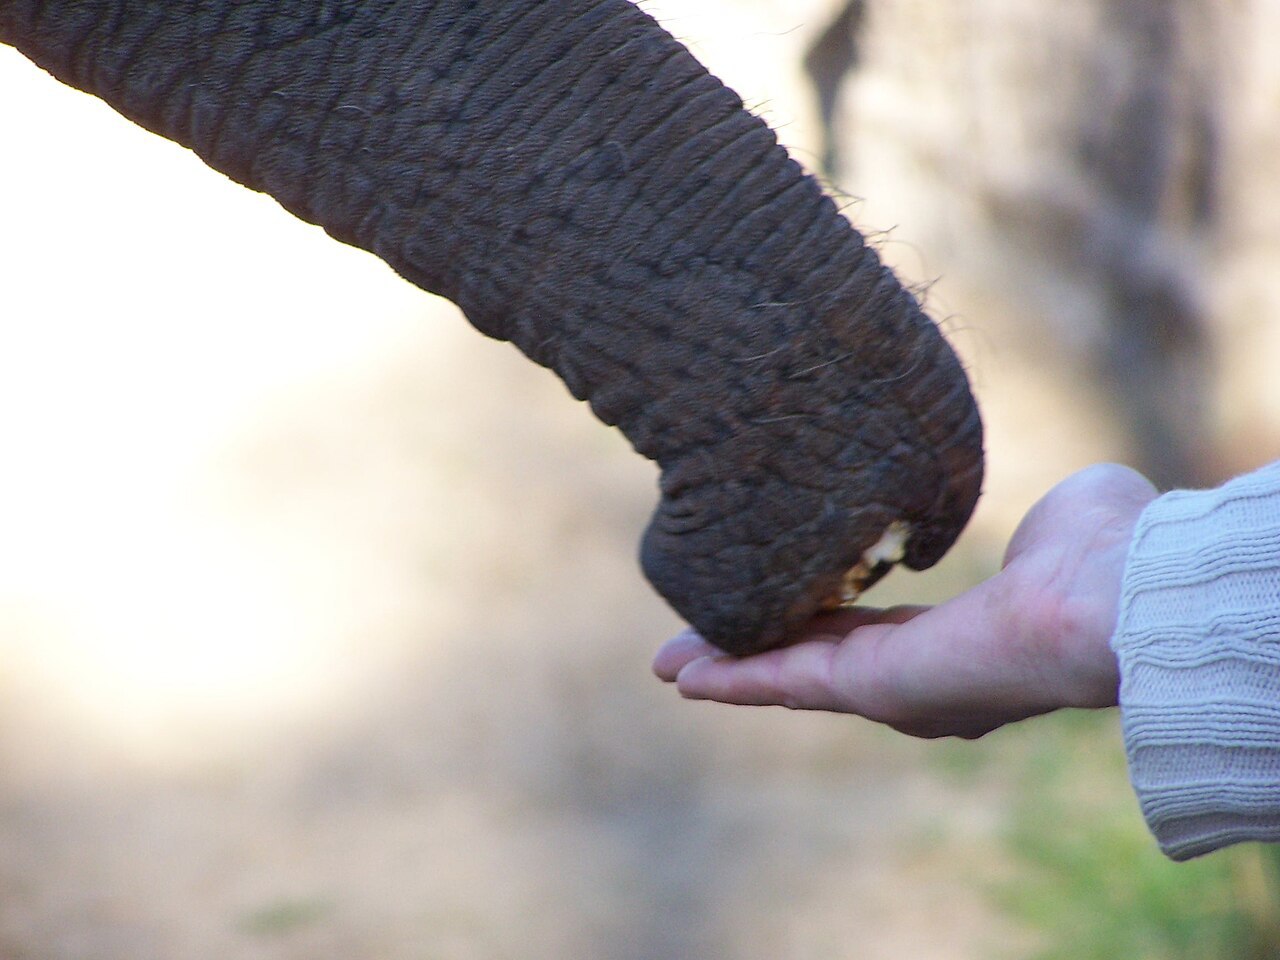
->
(1111, 461, 1280, 860)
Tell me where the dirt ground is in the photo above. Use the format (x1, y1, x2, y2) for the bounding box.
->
(0, 309, 1025, 959)
(3, 3, 1275, 958)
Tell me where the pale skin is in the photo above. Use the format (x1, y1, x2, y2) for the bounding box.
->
(653, 464, 1159, 739)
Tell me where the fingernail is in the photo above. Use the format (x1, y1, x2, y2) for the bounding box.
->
(652, 629, 710, 680)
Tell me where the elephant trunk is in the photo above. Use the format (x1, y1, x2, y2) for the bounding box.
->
(1, 0, 983, 654)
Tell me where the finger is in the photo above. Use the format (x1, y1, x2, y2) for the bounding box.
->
(668, 606, 959, 715)
(654, 606, 932, 682)
(654, 606, 931, 685)
(652, 629, 722, 681)
(675, 637, 855, 712)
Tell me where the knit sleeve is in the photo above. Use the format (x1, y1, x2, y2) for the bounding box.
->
(1111, 460, 1280, 860)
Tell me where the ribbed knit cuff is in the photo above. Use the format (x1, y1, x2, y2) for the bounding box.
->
(1111, 461, 1280, 860)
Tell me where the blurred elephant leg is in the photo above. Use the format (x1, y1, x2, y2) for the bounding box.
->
(1100, 262, 1212, 489)
(803, 0, 866, 179)
(1081, 0, 1220, 488)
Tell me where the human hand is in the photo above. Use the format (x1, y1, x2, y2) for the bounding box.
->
(653, 464, 1158, 738)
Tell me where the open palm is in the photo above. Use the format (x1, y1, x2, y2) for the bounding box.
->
(653, 464, 1158, 739)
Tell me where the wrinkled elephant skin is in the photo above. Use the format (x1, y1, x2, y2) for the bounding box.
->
(0, 1, 983, 655)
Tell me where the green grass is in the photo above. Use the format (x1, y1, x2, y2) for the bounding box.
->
(237, 895, 331, 937)
(936, 712, 1280, 960)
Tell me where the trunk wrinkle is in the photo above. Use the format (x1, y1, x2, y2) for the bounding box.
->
(1, 0, 984, 654)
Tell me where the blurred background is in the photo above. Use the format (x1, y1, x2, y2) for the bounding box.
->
(2, 2, 1279, 957)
